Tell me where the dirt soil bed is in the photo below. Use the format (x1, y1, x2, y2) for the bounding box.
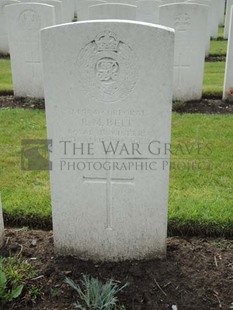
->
(1, 229, 233, 310)
(1, 95, 233, 114)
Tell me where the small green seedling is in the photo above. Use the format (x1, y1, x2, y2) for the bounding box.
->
(0, 259, 23, 305)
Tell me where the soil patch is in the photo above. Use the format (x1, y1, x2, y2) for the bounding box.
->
(173, 99, 233, 114)
(1, 96, 233, 114)
(1, 229, 233, 310)
(205, 56, 226, 62)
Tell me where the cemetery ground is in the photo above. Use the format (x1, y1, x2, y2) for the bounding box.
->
(0, 27, 233, 310)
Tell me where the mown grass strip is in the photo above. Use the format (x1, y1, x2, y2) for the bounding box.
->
(0, 110, 233, 237)
(0, 59, 12, 92)
(203, 61, 225, 97)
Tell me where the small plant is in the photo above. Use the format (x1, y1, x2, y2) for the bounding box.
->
(0, 259, 23, 305)
(0, 257, 39, 305)
(50, 288, 61, 298)
(29, 284, 42, 302)
(64, 274, 127, 310)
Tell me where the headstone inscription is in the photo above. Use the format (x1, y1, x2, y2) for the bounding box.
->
(41, 20, 174, 261)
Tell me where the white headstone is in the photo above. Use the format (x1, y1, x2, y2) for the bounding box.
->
(20, 0, 63, 24)
(161, 0, 188, 3)
(77, 0, 106, 20)
(224, 0, 233, 39)
(209, 0, 219, 38)
(41, 20, 174, 261)
(105, 0, 136, 3)
(223, 6, 233, 100)
(217, 0, 225, 25)
(0, 193, 4, 248)
(89, 3, 137, 20)
(0, 0, 20, 55)
(136, 0, 162, 24)
(6, 3, 55, 97)
(20, 0, 74, 22)
(59, 0, 74, 22)
(186, 0, 211, 56)
(159, 3, 208, 100)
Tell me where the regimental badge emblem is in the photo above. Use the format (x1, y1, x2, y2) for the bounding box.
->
(174, 13, 191, 31)
(19, 9, 41, 32)
(78, 31, 138, 103)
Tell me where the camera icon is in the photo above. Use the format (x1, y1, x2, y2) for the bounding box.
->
(21, 139, 52, 171)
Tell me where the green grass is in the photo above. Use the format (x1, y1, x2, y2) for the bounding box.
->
(0, 109, 51, 219)
(0, 110, 233, 235)
(218, 25, 224, 39)
(209, 39, 227, 56)
(0, 58, 226, 98)
(0, 59, 12, 92)
(203, 61, 225, 96)
(169, 113, 233, 235)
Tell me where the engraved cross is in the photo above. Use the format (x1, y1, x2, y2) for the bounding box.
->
(83, 175, 135, 230)
(25, 48, 40, 78)
(174, 52, 190, 90)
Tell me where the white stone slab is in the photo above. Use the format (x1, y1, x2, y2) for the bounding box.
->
(59, 0, 74, 22)
(217, 0, 225, 25)
(159, 3, 208, 100)
(105, 0, 136, 3)
(185, 0, 211, 56)
(161, 0, 188, 3)
(223, 6, 233, 99)
(41, 20, 174, 261)
(0, 0, 20, 55)
(6, 3, 55, 97)
(136, 0, 162, 24)
(89, 3, 137, 20)
(77, 0, 106, 20)
(209, 0, 219, 38)
(19, 0, 63, 24)
(224, 0, 233, 38)
(0, 193, 4, 248)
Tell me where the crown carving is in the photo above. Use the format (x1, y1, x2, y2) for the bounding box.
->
(174, 13, 191, 31)
(95, 32, 119, 52)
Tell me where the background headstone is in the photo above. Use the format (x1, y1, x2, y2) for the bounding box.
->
(223, 6, 233, 100)
(6, 3, 55, 97)
(159, 3, 208, 100)
(0, 0, 20, 55)
(89, 3, 137, 20)
(20, 0, 63, 24)
(77, 0, 106, 20)
(186, 0, 211, 56)
(224, 0, 233, 39)
(41, 20, 174, 261)
(209, 0, 219, 38)
(217, 0, 225, 25)
(136, 0, 162, 24)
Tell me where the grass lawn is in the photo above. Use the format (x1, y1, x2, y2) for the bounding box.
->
(0, 58, 226, 98)
(0, 109, 51, 219)
(217, 25, 224, 39)
(203, 61, 225, 96)
(170, 113, 233, 236)
(0, 109, 233, 235)
(209, 39, 227, 56)
(0, 59, 12, 92)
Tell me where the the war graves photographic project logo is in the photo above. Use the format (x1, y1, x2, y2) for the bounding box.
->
(21, 139, 52, 171)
